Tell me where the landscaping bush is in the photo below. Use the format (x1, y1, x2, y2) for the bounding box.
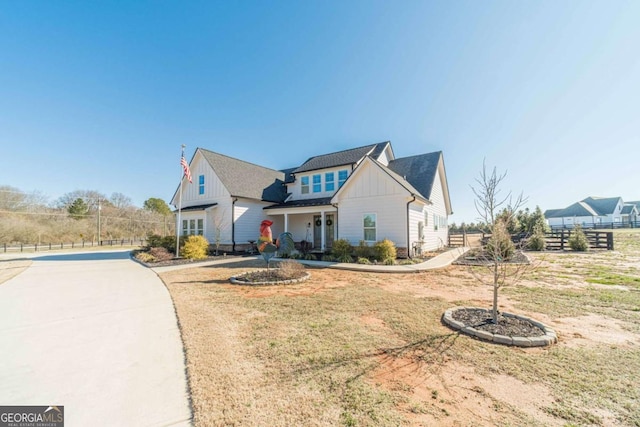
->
(373, 239, 396, 263)
(277, 259, 305, 276)
(148, 246, 174, 261)
(146, 234, 163, 249)
(354, 240, 373, 259)
(321, 254, 335, 262)
(135, 252, 156, 263)
(568, 225, 589, 252)
(356, 257, 372, 265)
(180, 235, 210, 260)
(485, 220, 515, 260)
(331, 239, 353, 263)
(527, 226, 546, 251)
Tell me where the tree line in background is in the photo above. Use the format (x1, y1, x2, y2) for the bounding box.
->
(0, 186, 174, 244)
(449, 206, 548, 236)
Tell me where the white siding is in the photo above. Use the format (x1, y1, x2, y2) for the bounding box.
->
(171, 150, 230, 207)
(334, 161, 410, 246)
(422, 168, 449, 250)
(233, 198, 275, 243)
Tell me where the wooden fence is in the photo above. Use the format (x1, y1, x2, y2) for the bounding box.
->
(544, 230, 613, 251)
(550, 221, 639, 230)
(2, 239, 147, 253)
(449, 230, 614, 251)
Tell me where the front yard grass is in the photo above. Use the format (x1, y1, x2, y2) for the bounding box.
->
(160, 231, 640, 426)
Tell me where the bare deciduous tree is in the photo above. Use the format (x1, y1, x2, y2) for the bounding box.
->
(470, 161, 528, 323)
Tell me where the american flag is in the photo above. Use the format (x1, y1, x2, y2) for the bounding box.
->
(181, 156, 192, 183)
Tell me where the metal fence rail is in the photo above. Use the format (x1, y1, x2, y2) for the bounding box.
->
(2, 239, 147, 253)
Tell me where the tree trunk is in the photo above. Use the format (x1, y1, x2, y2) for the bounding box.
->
(492, 261, 499, 323)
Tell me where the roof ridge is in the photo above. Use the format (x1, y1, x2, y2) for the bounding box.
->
(303, 141, 388, 161)
(199, 148, 282, 174)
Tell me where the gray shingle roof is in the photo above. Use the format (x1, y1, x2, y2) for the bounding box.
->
(581, 197, 621, 215)
(387, 152, 442, 200)
(622, 205, 636, 214)
(199, 149, 287, 203)
(293, 142, 389, 173)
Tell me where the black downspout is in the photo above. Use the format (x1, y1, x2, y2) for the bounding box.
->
(406, 195, 416, 259)
(231, 198, 238, 252)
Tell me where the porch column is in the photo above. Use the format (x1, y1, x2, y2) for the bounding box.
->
(320, 211, 326, 251)
(284, 213, 289, 232)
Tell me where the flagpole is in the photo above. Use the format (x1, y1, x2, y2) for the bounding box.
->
(176, 144, 186, 257)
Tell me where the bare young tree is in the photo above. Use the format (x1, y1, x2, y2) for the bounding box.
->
(470, 161, 528, 323)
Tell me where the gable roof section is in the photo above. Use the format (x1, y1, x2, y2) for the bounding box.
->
(387, 152, 441, 201)
(292, 141, 389, 173)
(199, 149, 286, 203)
(621, 204, 637, 215)
(331, 156, 429, 204)
(581, 197, 621, 215)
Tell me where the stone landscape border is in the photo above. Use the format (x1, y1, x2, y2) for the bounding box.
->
(229, 271, 311, 286)
(443, 307, 558, 347)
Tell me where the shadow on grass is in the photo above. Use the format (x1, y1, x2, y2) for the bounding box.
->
(292, 332, 460, 384)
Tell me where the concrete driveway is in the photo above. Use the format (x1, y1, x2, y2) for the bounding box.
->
(0, 250, 192, 426)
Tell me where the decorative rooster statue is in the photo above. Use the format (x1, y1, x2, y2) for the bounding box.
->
(257, 220, 295, 268)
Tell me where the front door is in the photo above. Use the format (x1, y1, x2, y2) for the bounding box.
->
(313, 214, 335, 249)
(313, 215, 322, 249)
(325, 214, 334, 249)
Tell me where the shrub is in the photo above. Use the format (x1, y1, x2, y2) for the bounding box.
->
(148, 246, 174, 261)
(373, 239, 396, 263)
(321, 255, 335, 262)
(331, 239, 353, 260)
(485, 220, 515, 260)
(568, 225, 589, 251)
(135, 252, 156, 263)
(382, 258, 395, 265)
(278, 259, 305, 277)
(304, 253, 317, 260)
(180, 235, 209, 260)
(527, 226, 546, 251)
(354, 240, 373, 259)
(146, 234, 163, 249)
(357, 257, 371, 264)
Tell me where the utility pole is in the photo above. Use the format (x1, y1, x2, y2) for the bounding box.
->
(97, 198, 101, 245)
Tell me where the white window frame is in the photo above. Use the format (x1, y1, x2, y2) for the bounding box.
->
(363, 213, 377, 242)
(312, 174, 321, 193)
(301, 176, 309, 194)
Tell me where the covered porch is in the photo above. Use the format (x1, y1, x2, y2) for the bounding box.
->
(264, 199, 337, 252)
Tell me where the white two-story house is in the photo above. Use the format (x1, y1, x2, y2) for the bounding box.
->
(170, 141, 453, 258)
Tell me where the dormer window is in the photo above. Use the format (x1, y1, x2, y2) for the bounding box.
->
(338, 170, 348, 187)
(313, 174, 321, 193)
(325, 172, 335, 191)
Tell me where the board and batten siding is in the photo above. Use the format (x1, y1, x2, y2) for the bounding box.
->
(175, 151, 230, 204)
(335, 161, 410, 246)
(424, 168, 449, 249)
(233, 198, 278, 244)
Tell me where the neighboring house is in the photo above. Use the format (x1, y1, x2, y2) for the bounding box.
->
(622, 201, 639, 225)
(171, 141, 453, 257)
(544, 196, 629, 228)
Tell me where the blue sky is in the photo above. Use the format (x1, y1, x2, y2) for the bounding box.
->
(1, 1, 638, 223)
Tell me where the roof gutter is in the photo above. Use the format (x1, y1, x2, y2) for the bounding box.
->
(406, 195, 416, 259)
